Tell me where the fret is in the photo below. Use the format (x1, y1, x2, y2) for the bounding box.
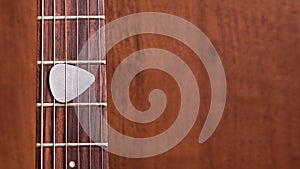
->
(37, 142, 108, 148)
(37, 15, 105, 20)
(37, 59, 106, 65)
(37, 102, 107, 107)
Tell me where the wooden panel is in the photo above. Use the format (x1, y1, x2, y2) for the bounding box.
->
(105, 0, 300, 169)
(0, 0, 36, 169)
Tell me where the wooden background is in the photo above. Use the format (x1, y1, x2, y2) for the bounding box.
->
(105, 0, 300, 169)
(0, 0, 36, 169)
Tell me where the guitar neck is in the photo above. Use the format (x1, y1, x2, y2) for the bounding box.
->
(36, 0, 108, 168)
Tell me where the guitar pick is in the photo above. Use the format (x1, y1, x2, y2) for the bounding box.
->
(49, 64, 95, 103)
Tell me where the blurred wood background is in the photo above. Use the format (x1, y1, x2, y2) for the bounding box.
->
(0, 0, 36, 169)
(106, 0, 300, 169)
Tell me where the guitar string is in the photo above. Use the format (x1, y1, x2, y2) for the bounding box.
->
(76, 0, 80, 168)
(103, 0, 108, 166)
(40, 0, 45, 168)
(53, 0, 56, 168)
(98, 0, 104, 168)
(104, 0, 108, 166)
(102, 0, 107, 167)
(64, 0, 68, 168)
(87, 0, 92, 167)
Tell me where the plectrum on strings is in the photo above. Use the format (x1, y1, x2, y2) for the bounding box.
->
(49, 64, 95, 103)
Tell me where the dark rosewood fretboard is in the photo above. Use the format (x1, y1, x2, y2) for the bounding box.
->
(36, 0, 108, 168)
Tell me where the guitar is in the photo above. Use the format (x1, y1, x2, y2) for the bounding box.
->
(0, 0, 299, 169)
(36, 0, 108, 168)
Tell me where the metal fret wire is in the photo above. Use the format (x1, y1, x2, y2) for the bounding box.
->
(37, 142, 108, 147)
(40, 0, 44, 168)
(37, 60, 106, 65)
(37, 102, 107, 107)
(37, 15, 105, 20)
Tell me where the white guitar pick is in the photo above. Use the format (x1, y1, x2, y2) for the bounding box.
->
(49, 64, 95, 103)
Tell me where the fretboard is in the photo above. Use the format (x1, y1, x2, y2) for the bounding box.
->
(36, 0, 108, 168)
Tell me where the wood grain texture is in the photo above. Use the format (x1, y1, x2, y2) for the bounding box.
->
(105, 0, 300, 169)
(0, 0, 36, 169)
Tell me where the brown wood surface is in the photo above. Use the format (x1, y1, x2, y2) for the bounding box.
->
(0, 0, 36, 169)
(105, 0, 300, 169)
